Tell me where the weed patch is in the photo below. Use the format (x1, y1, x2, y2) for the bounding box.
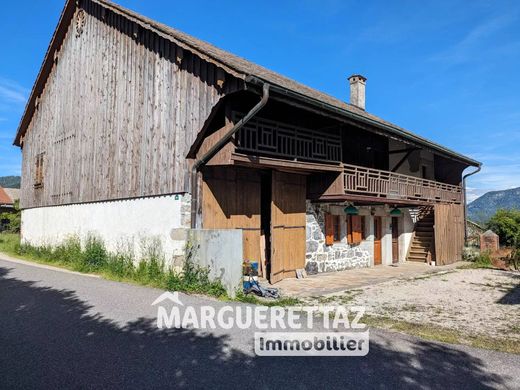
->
(0, 233, 227, 299)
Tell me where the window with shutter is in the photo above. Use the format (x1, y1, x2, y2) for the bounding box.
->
(34, 153, 45, 188)
(325, 214, 334, 245)
(347, 215, 365, 245)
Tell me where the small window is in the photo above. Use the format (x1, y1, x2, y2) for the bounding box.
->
(347, 215, 364, 245)
(325, 214, 341, 245)
(34, 153, 45, 188)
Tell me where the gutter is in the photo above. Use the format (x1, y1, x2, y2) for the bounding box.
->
(245, 76, 480, 168)
(462, 165, 482, 243)
(190, 82, 270, 228)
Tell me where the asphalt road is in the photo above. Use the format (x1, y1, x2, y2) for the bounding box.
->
(0, 255, 518, 389)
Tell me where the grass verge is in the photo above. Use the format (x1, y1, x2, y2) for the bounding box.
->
(0, 233, 227, 299)
(0, 233, 300, 305)
(363, 315, 520, 354)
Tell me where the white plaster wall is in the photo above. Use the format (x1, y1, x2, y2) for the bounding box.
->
(381, 216, 393, 265)
(21, 194, 190, 264)
(400, 209, 414, 262)
(188, 229, 243, 298)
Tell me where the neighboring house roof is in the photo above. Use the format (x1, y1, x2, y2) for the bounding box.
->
(3, 188, 20, 203)
(0, 186, 13, 205)
(467, 219, 484, 231)
(14, 0, 481, 167)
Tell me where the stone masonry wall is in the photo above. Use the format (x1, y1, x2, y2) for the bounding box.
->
(305, 201, 370, 274)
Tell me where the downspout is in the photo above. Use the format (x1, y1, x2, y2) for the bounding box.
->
(462, 165, 482, 244)
(190, 82, 270, 228)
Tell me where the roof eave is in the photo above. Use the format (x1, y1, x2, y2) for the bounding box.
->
(245, 76, 481, 167)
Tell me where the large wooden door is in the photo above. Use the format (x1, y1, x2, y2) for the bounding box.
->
(270, 171, 306, 283)
(374, 217, 382, 265)
(202, 167, 261, 262)
(434, 204, 464, 265)
(392, 217, 399, 263)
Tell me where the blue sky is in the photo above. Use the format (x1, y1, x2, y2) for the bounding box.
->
(1, 0, 519, 200)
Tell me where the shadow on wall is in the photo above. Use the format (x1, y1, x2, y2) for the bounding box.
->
(0, 266, 510, 389)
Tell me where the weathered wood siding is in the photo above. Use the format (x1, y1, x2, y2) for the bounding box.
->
(434, 203, 464, 265)
(201, 167, 261, 262)
(21, 0, 242, 209)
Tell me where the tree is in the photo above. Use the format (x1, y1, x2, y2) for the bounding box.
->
(486, 209, 520, 247)
(0, 200, 21, 233)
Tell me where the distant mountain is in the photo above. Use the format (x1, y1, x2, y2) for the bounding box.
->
(468, 187, 520, 224)
(0, 176, 21, 189)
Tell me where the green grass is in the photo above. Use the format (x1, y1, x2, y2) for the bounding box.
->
(0, 233, 296, 304)
(232, 290, 302, 306)
(363, 315, 520, 354)
(0, 233, 227, 299)
(458, 252, 494, 270)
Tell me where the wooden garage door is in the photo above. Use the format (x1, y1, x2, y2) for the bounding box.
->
(202, 167, 261, 262)
(270, 171, 306, 283)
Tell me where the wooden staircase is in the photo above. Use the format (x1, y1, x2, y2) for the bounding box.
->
(407, 207, 434, 263)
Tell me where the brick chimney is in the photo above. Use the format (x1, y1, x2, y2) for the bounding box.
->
(348, 74, 367, 110)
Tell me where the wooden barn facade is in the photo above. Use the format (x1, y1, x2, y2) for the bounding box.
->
(15, 0, 480, 283)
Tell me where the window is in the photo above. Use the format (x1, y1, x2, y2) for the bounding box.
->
(347, 215, 365, 245)
(325, 214, 341, 245)
(34, 153, 45, 188)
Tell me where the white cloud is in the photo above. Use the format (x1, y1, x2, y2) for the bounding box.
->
(432, 12, 519, 65)
(0, 78, 28, 106)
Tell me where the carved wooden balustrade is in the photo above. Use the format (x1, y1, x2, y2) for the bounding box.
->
(343, 164, 462, 203)
(234, 113, 342, 163)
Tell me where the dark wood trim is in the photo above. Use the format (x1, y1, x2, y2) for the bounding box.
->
(315, 193, 433, 206)
(231, 153, 343, 173)
(388, 147, 419, 155)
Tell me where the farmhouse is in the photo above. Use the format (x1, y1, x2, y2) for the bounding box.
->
(14, 0, 480, 283)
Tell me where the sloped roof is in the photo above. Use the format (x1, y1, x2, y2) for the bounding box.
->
(0, 186, 13, 205)
(14, 0, 481, 167)
(3, 188, 20, 203)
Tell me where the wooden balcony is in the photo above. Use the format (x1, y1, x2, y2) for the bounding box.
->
(235, 112, 342, 163)
(344, 164, 462, 204)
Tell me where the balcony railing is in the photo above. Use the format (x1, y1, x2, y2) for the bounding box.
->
(344, 164, 462, 204)
(234, 112, 342, 163)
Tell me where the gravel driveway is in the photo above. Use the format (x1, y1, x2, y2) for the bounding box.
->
(308, 268, 520, 342)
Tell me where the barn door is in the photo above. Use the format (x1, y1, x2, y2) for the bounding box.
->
(202, 167, 261, 262)
(270, 171, 306, 283)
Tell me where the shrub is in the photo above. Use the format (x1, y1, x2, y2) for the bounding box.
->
(473, 252, 493, 268)
(0, 200, 21, 233)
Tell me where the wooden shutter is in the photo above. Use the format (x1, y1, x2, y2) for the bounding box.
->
(347, 215, 353, 244)
(352, 215, 362, 244)
(325, 213, 334, 246)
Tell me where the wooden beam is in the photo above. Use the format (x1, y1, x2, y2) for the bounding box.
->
(388, 147, 419, 155)
(391, 149, 415, 172)
(231, 153, 343, 173)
